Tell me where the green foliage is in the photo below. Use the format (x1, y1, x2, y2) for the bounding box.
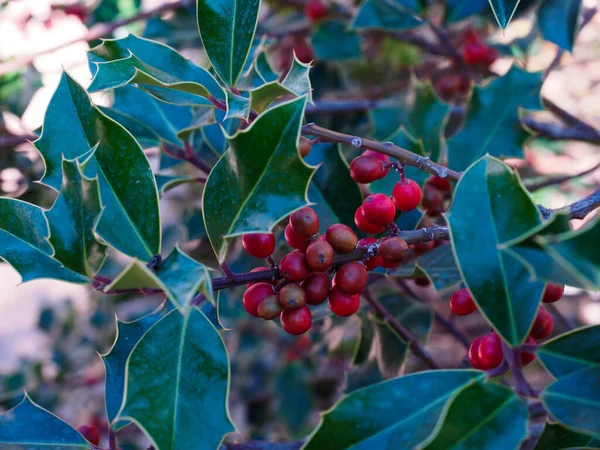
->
(538, 0, 583, 52)
(391, 244, 461, 291)
(535, 423, 600, 450)
(352, 0, 422, 31)
(311, 21, 363, 61)
(538, 325, 600, 378)
(489, 0, 522, 28)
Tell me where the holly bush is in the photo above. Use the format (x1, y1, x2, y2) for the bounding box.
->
(0, 0, 599, 449)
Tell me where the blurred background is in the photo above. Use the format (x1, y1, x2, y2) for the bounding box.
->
(0, 0, 599, 448)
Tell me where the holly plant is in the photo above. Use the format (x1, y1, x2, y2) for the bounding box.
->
(0, 0, 599, 449)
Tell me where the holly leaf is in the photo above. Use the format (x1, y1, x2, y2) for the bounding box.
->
(447, 155, 545, 345)
(538, 0, 583, 52)
(46, 158, 107, 276)
(419, 381, 528, 450)
(256, 52, 278, 83)
(351, 0, 423, 31)
(155, 174, 198, 195)
(542, 365, 600, 437)
(117, 307, 235, 449)
(368, 317, 409, 378)
(282, 55, 313, 103)
(93, 0, 140, 23)
(0, 198, 88, 284)
(489, 0, 522, 28)
(35, 73, 161, 261)
(196, 0, 261, 86)
(0, 394, 90, 448)
(225, 91, 251, 120)
(447, 66, 543, 172)
(311, 20, 363, 61)
(534, 423, 600, 450)
(538, 325, 600, 379)
(303, 370, 483, 450)
(203, 97, 315, 262)
(444, 0, 489, 22)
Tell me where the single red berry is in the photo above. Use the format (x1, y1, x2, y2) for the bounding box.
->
(285, 224, 309, 251)
(299, 136, 312, 158)
(302, 272, 331, 305)
(358, 237, 380, 270)
(335, 262, 368, 295)
(306, 240, 334, 272)
(362, 194, 396, 226)
(378, 258, 401, 269)
(449, 288, 476, 316)
(293, 37, 314, 63)
(414, 277, 431, 287)
(412, 240, 435, 254)
(328, 287, 360, 316)
(462, 40, 489, 66)
(305, 0, 328, 22)
(478, 333, 504, 369)
(243, 283, 275, 317)
(257, 295, 284, 320)
(427, 176, 452, 192)
(378, 237, 408, 264)
(464, 28, 480, 44)
(326, 223, 358, 254)
(290, 207, 319, 237)
(246, 267, 274, 287)
(350, 156, 387, 184)
(242, 233, 276, 258)
(354, 207, 386, 234)
(363, 150, 391, 168)
(280, 250, 310, 282)
(521, 336, 536, 366)
(422, 184, 445, 215)
(530, 307, 553, 340)
(281, 306, 312, 335)
(469, 336, 485, 370)
(77, 425, 100, 446)
(279, 283, 307, 310)
(392, 179, 422, 212)
(542, 283, 565, 303)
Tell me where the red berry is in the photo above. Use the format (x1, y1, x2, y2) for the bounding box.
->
(392, 179, 422, 212)
(305, 0, 328, 22)
(378, 237, 408, 264)
(462, 41, 489, 66)
(243, 283, 275, 317)
(281, 306, 312, 335)
(427, 176, 452, 192)
(242, 233, 276, 258)
(422, 184, 445, 215)
(279, 283, 307, 310)
(521, 337, 536, 366)
(469, 336, 485, 370)
(280, 250, 310, 282)
(246, 267, 274, 287)
(77, 425, 100, 446)
(290, 207, 319, 237)
(358, 237, 380, 270)
(362, 194, 396, 226)
(378, 258, 401, 269)
(257, 295, 284, 320)
(305, 240, 334, 272)
(335, 262, 368, 295)
(326, 223, 358, 254)
(530, 307, 553, 340)
(303, 272, 331, 305)
(299, 137, 312, 158)
(449, 288, 476, 316)
(350, 156, 387, 184)
(542, 283, 564, 303)
(328, 287, 360, 316)
(363, 150, 390, 168)
(478, 333, 504, 369)
(354, 207, 386, 234)
(435, 73, 461, 101)
(412, 240, 435, 254)
(285, 224, 309, 251)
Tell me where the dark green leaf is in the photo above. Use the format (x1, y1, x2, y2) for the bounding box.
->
(0, 394, 89, 448)
(305, 370, 483, 450)
(538, 0, 583, 52)
(100, 106, 163, 148)
(0, 198, 88, 284)
(445, 0, 489, 23)
(534, 423, 600, 450)
(250, 82, 295, 115)
(351, 0, 423, 31)
(543, 366, 600, 437)
(155, 174, 198, 195)
(489, 0, 522, 28)
(93, 0, 141, 23)
(376, 290, 434, 341)
(256, 52, 278, 83)
(311, 21, 363, 61)
(447, 66, 543, 171)
(225, 91, 251, 120)
(203, 97, 315, 262)
(46, 158, 107, 276)
(118, 307, 234, 448)
(370, 317, 409, 378)
(447, 155, 545, 345)
(282, 56, 313, 103)
(196, 0, 261, 86)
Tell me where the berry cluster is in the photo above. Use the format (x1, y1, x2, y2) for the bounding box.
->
(450, 283, 565, 371)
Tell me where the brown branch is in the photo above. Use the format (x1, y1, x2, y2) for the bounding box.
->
(526, 161, 600, 191)
(522, 116, 600, 144)
(546, 188, 600, 220)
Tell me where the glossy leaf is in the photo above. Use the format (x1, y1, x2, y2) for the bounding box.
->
(250, 82, 295, 115)
(255, 52, 278, 83)
(225, 91, 250, 120)
(351, 0, 423, 31)
(374, 290, 434, 341)
(447, 155, 545, 345)
(46, 158, 107, 276)
(203, 97, 315, 262)
(196, 0, 261, 86)
(489, 0, 522, 28)
(0, 198, 88, 284)
(311, 21, 362, 61)
(419, 381, 528, 449)
(155, 174, 198, 195)
(538, 0, 582, 52)
(35, 73, 161, 261)
(543, 366, 600, 437)
(0, 394, 90, 448)
(303, 370, 483, 450)
(534, 423, 600, 450)
(282, 55, 313, 104)
(444, 0, 489, 22)
(447, 66, 543, 171)
(118, 307, 234, 449)
(538, 325, 600, 379)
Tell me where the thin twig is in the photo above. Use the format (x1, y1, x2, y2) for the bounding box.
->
(526, 161, 600, 191)
(554, 188, 600, 220)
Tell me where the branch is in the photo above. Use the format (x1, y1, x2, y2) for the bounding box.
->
(522, 116, 600, 144)
(526, 161, 600, 191)
(547, 188, 600, 220)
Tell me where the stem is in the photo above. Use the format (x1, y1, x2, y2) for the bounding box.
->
(526, 161, 600, 191)
(108, 428, 117, 450)
(221, 263, 236, 281)
(503, 342, 539, 398)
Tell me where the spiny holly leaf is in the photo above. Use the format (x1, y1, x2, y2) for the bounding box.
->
(46, 158, 107, 276)
(118, 307, 234, 449)
(444, 0, 489, 22)
(447, 155, 545, 345)
(538, 325, 600, 379)
(255, 52, 278, 83)
(447, 66, 543, 172)
(542, 365, 600, 437)
(534, 423, 600, 450)
(419, 381, 528, 450)
(203, 96, 315, 262)
(282, 55, 313, 103)
(103, 303, 173, 427)
(351, 0, 423, 31)
(489, 0, 522, 28)
(106, 246, 212, 310)
(250, 82, 295, 115)
(225, 91, 251, 120)
(88, 34, 224, 103)
(0, 198, 88, 284)
(196, 0, 261, 86)
(538, 0, 583, 52)
(0, 394, 90, 448)
(303, 370, 483, 450)
(311, 20, 363, 61)
(35, 73, 161, 261)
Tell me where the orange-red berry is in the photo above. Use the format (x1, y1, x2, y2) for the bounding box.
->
(299, 136, 312, 158)
(258, 295, 284, 320)
(290, 207, 320, 237)
(328, 287, 360, 316)
(242, 233, 276, 258)
(243, 283, 275, 317)
(350, 156, 387, 184)
(280, 250, 310, 282)
(302, 272, 331, 305)
(279, 283, 307, 310)
(336, 262, 368, 295)
(378, 237, 408, 264)
(392, 179, 422, 212)
(281, 306, 312, 335)
(326, 223, 358, 254)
